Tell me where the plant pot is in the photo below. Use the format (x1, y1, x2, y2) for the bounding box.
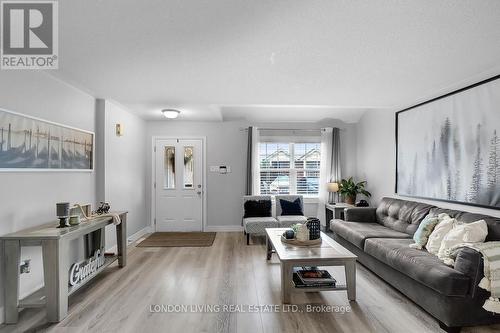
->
(345, 195, 356, 205)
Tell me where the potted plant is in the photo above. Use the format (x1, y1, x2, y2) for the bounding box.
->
(339, 177, 371, 205)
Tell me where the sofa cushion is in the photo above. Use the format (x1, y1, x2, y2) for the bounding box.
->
(426, 214, 455, 255)
(376, 197, 434, 235)
(243, 217, 279, 234)
(430, 207, 500, 242)
(331, 221, 411, 249)
(276, 195, 304, 216)
(344, 207, 377, 223)
(243, 200, 272, 218)
(438, 219, 488, 265)
(276, 215, 307, 227)
(364, 238, 470, 296)
(410, 214, 439, 249)
(279, 198, 304, 216)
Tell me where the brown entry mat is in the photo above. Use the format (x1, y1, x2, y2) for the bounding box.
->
(137, 232, 216, 247)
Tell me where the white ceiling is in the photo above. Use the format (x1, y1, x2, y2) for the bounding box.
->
(53, 0, 500, 122)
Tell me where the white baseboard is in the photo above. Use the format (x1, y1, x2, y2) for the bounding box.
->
(128, 226, 152, 243)
(19, 283, 44, 300)
(106, 225, 152, 252)
(204, 225, 243, 232)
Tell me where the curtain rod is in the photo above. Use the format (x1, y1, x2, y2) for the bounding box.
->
(260, 128, 321, 131)
(239, 127, 344, 132)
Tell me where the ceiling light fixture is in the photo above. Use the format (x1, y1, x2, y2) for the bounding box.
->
(162, 109, 180, 119)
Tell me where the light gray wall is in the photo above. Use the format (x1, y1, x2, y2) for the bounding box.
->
(0, 77, 149, 324)
(0, 71, 96, 323)
(355, 109, 397, 205)
(146, 119, 357, 229)
(96, 100, 148, 248)
(356, 109, 500, 218)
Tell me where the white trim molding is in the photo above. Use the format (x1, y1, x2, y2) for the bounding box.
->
(204, 225, 244, 232)
(303, 197, 319, 204)
(127, 226, 152, 244)
(107, 226, 152, 252)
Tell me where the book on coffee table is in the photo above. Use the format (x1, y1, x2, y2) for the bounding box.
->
(292, 273, 336, 288)
(292, 267, 336, 287)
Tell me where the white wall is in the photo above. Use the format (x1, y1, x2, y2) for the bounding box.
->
(96, 100, 149, 248)
(146, 119, 357, 230)
(356, 109, 500, 218)
(0, 71, 96, 323)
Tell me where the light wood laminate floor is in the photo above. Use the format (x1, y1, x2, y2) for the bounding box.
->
(1, 232, 499, 333)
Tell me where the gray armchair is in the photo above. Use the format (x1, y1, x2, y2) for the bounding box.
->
(275, 195, 307, 227)
(242, 195, 278, 245)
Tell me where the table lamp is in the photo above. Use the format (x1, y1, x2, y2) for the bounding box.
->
(327, 182, 339, 204)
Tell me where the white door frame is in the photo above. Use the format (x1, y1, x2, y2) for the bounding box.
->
(151, 136, 207, 232)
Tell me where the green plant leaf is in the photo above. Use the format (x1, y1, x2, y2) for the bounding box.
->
(337, 177, 370, 197)
(360, 190, 372, 197)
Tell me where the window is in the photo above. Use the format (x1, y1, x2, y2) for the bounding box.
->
(183, 146, 194, 188)
(259, 142, 321, 197)
(164, 146, 175, 189)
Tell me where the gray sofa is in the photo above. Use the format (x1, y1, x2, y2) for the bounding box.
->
(330, 197, 500, 333)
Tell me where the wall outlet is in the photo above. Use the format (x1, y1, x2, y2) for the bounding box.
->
(20, 259, 31, 274)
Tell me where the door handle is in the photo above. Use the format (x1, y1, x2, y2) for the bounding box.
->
(197, 191, 202, 195)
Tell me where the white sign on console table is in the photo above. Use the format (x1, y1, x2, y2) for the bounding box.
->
(69, 249, 106, 286)
(0, 211, 128, 324)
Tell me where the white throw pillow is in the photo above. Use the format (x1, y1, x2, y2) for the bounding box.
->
(425, 214, 455, 255)
(437, 219, 488, 262)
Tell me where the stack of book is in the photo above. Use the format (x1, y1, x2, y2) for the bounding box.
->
(292, 267, 336, 288)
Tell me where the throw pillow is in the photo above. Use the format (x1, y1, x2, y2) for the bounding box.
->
(280, 198, 304, 216)
(244, 200, 272, 218)
(409, 214, 439, 249)
(438, 219, 488, 264)
(426, 213, 455, 255)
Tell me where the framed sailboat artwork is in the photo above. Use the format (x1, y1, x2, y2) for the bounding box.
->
(0, 108, 94, 171)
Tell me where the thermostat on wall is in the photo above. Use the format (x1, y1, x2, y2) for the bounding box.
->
(210, 166, 231, 174)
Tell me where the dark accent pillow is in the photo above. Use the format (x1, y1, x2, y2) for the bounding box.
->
(244, 200, 272, 218)
(280, 198, 303, 216)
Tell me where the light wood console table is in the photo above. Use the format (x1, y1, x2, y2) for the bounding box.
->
(0, 211, 127, 323)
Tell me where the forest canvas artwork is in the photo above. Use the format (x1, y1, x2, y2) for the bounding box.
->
(0, 109, 94, 170)
(397, 77, 500, 209)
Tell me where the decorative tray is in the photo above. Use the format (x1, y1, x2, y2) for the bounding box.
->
(281, 235, 322, 246)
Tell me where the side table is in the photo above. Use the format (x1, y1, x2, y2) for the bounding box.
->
(325, 203, 354, 223)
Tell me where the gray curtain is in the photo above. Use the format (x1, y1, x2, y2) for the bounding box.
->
(330, 128, 341, 202)
(245, 126, 253, 195)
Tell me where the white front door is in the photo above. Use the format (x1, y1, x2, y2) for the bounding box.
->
(155, 139, 203, 231)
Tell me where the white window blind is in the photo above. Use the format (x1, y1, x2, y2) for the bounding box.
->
(259, 142, 320, 197)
